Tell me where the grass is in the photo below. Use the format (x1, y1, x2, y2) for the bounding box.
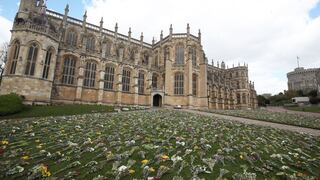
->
(285, 106, 320, 113)
(0, 110, 319, 179)
(0, 104, 114, 119)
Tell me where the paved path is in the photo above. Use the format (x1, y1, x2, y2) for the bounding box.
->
(181, 109, 320, 136)
(266, 106, 320, 118)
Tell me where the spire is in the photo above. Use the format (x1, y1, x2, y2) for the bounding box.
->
(160, 30, 163, 40)
(115, 23, 118, 33)
(198, 29, 201, 42)
(140, 32, 144, 42)
(83, 11, 87, 21)
(63, 4, 69, 27)
(152, 37, 155, 45)
(82, 11, 87, 30)
(100, 17, 104, 28)
(99, 17, 104, 33)
(211, 59, 214, 66)
(65, 4, 69, 15)
(187, 23, 190, 34)
(128, 27, 132, 39)
(169, 24, 173, 36)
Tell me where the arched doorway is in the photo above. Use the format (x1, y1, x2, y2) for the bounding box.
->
(153, 94, 162, 107)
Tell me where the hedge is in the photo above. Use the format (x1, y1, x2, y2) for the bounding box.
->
(0, 93, 24, 116)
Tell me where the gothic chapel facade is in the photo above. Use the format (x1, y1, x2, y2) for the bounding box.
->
(0, 0, 258, 109)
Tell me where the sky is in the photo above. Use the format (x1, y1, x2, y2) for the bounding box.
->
(1, 0, 320, 95)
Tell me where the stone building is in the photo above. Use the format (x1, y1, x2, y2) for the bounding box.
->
(0, 0, 257, 109)
(287, 67, 320, 94)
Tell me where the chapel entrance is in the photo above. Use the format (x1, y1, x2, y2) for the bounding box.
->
(153, 94, 162, 107)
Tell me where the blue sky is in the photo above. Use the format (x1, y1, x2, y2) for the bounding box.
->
(0, 0, 320, 95)
(0, 0, 86, 21)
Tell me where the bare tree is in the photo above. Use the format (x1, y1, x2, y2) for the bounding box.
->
(0, 42, 9, 86)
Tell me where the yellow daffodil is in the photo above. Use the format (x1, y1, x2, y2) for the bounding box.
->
(148, 167, 155, 172)
(240, 155, 244, 160)
(35, 139, 40, 143)
(36, 145, 43, 149)
(40, 165, 51, 177)
(129, 169, 135, 174)
(141, 159, 149, 165)
(161, 155, 170, 161)
(1, 140, 9, 145)
(96, 132, 102, 135)
(21, 155, 30, 160)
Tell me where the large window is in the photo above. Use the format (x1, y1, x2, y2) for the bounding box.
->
(61, 57, 76, 85)
(138, 71, 145, 94)
(192, 74, 197, 96)
(175, 45, 184, 65)
(86, 36, 95, 52)
(83, 62, 97, 87)
(66, 30, 77, 47)
(9, 41, 20, 74)
(25, 43, 38, 76)
(42, 48, 54, 79)
(174, 73, 184, 95)
(104, 66, 115, 90)
(122, 69, 131, 92)
(152, 74, 158, 89)
(190, 47, 197, 66)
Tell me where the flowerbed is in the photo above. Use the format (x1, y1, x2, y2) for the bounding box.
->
(205, 109, 320, 129)
(0, 110, 319, 179)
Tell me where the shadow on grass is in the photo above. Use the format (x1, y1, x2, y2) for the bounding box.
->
(0, 104, 114, 119)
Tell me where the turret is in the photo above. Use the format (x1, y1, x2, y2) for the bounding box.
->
(17, 0, 37, 19)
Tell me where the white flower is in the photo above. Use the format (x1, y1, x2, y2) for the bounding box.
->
(118, 165, 128, 172)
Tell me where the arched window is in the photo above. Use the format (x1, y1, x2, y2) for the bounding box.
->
(122, 69, 131, 92)
(61, 56, 76, 85)
(25, 43, 39, 76)
(174, 72, 184, 95)
(189, 47, 196, 66)
(66, 30, 77, 47)
(86, 36, 95, 52)
(138, 71, 145, 94)
(9, 41, 20, 74)
(152, 74, 158, 89)
(237, 94, 241, 104)
(83, 61, 97, 87)
(175, 44, 184, 65)
(42, 48, 54, 79)
(192, 74, 197, 96)
(104, 66, 115, 90)
(105, 42, 112, 57)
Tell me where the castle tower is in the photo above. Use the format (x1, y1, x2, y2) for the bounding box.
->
(1, 0, 60, 104)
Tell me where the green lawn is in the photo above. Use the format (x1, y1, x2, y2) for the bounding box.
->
(0, 105, 114, 119)
(286, 106, 320, 113)
(0, 110, 319, 179)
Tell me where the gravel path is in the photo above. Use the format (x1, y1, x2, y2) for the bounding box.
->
(182, 109, 320, 136)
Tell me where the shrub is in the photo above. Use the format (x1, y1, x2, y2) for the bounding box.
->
(0, 93, 24, 116)
(309, 97, 319, 105)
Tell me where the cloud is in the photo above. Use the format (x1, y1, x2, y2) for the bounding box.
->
(0, 16, 12, 45)
(83, 0, 320, 95)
